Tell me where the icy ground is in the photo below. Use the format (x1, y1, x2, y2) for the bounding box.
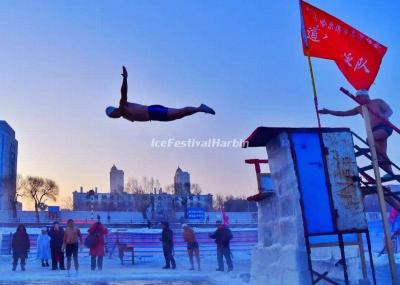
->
(0, 222, 399, 285)
(0, 250, 251, 285)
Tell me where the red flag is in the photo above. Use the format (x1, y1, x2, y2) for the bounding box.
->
(300, 1, 387, 90)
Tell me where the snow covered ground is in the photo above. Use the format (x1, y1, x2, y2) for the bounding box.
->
(0, 226, 253, 285)
(0, 247, 251, 285)
(0, 222, 398, 284)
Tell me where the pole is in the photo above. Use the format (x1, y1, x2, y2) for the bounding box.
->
(306, 51, 322, 128)
(357, 233, 368, 280)
(300, 0, 321, 128)
(361, 105, 398, 285)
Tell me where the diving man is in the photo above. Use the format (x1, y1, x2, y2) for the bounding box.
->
(106, 66, 215, 122)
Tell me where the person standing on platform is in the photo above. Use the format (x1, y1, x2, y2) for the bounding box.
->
(49, 221, 65, 270)
(87, 220, 108, 271)
(11, 224, 30, 271)
(62, 219, 83, 276)
(319, 89, 394, 178)
(37, 227, 51, 267)
(182, 224, 201, 271)
(161, 221, 176, 269)
(209, 221, 233, 272)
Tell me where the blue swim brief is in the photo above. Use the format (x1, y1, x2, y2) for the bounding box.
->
(148, 105, 168, 121)
(372, 124, 393, 136)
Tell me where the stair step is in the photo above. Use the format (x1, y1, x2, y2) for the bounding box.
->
(359, 165, 374, 172)
(361, 187, 376, 196)
(355, 147, 370, 157)
(381, 175, 400, 183)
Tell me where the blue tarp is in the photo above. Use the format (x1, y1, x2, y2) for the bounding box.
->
(292, 132, 335, 235)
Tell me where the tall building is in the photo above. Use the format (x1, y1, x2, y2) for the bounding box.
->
(110, 165, 124, 193)
(0, 121, 18, 220)
(73, 165, 213, 218)
(174, 167, 190, 196)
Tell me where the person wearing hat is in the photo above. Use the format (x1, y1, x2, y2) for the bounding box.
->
(87, 219, 108, 271)
(11, 224, 30, 271)
(49, 221, 65, 270)
(160, 221, 176, 269)
(319, 89, 394, 177)
(209, 221, 233, 272)
(182, 224, 201, 271)
(37, 227, 51, 267)
(105, 66, 215, 123)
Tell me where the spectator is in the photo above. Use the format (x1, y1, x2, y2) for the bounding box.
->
(37, 227, 51, 267)
(49, 221, 65, 270)
(87, 220, 108, 271)
(209, 221, 233, 272)
(62, 219, 83, 276)
(160, 221, 176, 269)
(11, 224, 30, 271)
(182, 224, 201, 271)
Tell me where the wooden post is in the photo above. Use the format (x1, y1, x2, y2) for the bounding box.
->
(361, 105, 398, 285)
(357, 233, 368, 279)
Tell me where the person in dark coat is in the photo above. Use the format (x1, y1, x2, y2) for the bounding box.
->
(12, 224, 30, 271)
(88, 221, 108, 271)
(160, 221, 176, 269)
(48, 221, 65, 270)
(209, 221, 233, 272)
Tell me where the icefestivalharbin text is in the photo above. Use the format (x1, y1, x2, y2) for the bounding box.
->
(151, 138, 247, 148)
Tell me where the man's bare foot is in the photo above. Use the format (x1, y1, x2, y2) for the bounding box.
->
(200, 104, 215, 115)
(121, 66, 128, 78)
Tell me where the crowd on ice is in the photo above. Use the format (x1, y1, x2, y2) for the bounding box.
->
(10, 218, 235, 277)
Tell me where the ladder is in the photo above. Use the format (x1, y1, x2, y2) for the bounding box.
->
(352, 132, 400, 211)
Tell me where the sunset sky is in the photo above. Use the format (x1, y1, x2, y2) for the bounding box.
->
(1, 0, 399, 208)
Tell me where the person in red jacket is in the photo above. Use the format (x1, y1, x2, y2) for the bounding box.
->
(88, 221, 108, 271)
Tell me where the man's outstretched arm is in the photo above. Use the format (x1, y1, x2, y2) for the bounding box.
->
(319, 107, 359, 117)
(119, 66, 128, 107)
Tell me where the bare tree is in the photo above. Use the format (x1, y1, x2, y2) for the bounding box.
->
(141, 176, 160, 193)
(125, 176, 159, 218)
(126, 176, 161, 194)
(191, 183, 202, 195)
(61, 196, 73, 211)
(213, 193, 225, 210)
(23, 176, 59, 223)
(125, 177, 145, 194)
(164, 184, 175, 194)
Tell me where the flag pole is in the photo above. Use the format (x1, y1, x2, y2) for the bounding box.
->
(300, 0, 321, 128)
(306, 50, 322, 128)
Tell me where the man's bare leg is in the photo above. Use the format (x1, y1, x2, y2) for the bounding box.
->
(167, 107, 201, 121)
(166, 104, 215, 121)
(194, 248, 201, 270)
(373, 129, 394, 174)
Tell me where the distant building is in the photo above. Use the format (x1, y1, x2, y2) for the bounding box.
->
(73, 186, 136, 212)
(174, 167, 190, 196)
(73, 165, 213, 219)
(0, 121, 18, 220)
(110, 165, 124, 193)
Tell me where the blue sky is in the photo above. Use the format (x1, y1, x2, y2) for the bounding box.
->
(0, 0, 399, 206)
